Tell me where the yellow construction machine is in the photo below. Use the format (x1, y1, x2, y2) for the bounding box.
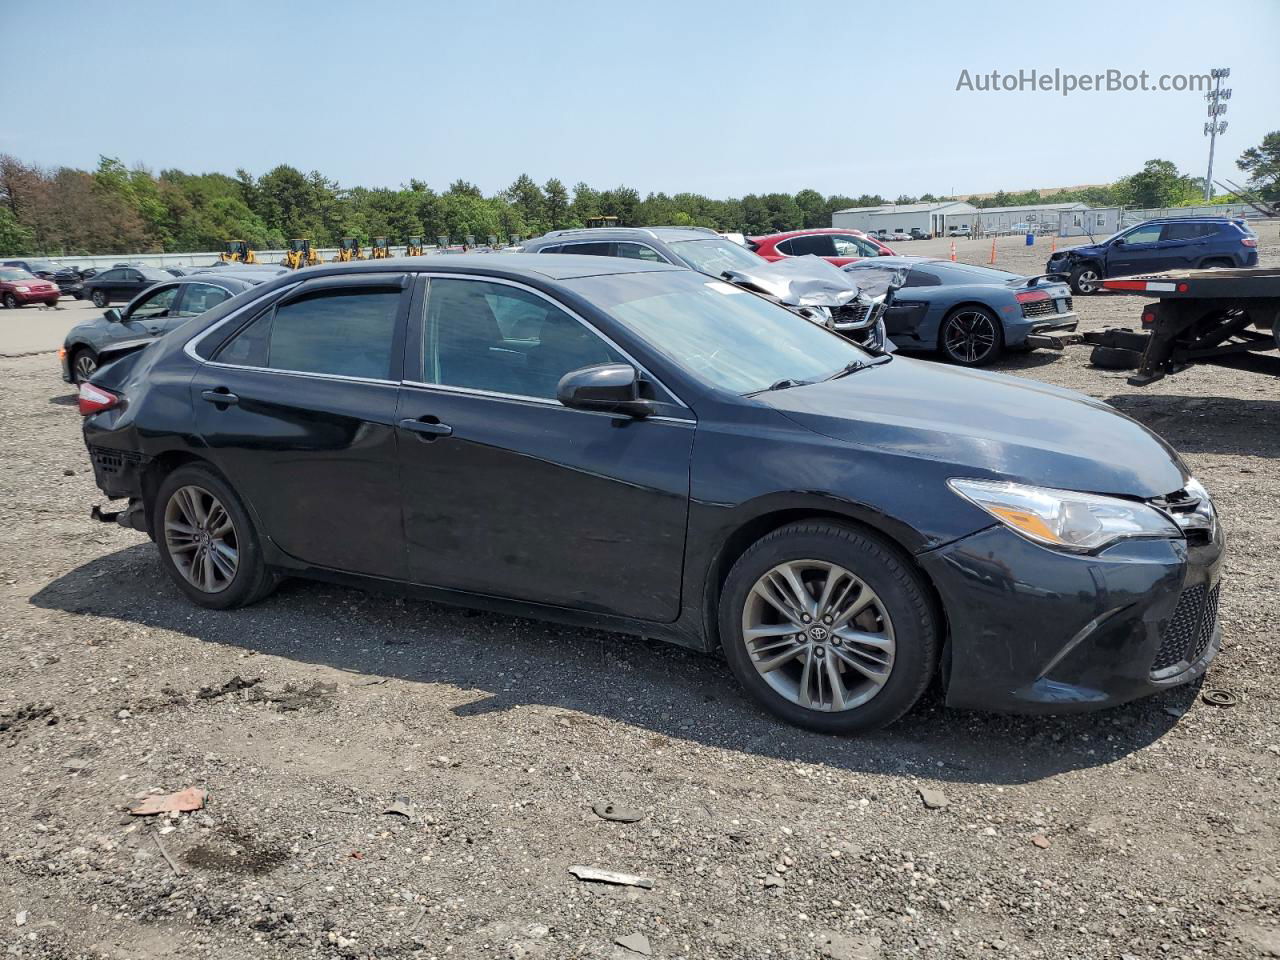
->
(281, 238, 321, 270)
(332, 237, 364, 262)
(404, 236, 425, 257)
(219, 240, 257, 264)
(369, 237, 391, 259)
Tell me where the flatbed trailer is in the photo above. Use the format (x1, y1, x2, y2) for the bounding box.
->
(1071, 267, 1280, 386)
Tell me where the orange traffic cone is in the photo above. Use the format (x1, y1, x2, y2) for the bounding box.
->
(950, 240, 957, 262)
(1050, 236, 1057, 254)
(988, 237, 997, 264)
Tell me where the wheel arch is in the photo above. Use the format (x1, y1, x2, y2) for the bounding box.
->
(700, 502, 948, 656)
(140, 451, 224, 539)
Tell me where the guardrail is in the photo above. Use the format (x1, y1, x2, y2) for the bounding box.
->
(35, 245, 469, 270)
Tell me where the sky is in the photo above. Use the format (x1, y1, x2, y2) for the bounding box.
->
(2, 0, 1277, 201)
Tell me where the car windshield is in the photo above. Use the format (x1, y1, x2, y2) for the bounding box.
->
(26, 260, 58, 273)
(0, 268, 34, 281)
(667, 237, 764, 277)
(139, 268, 172, 280)
(566, 270, 870, 396)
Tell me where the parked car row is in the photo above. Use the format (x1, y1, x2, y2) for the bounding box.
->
(77, 253, 1223, 734)
(0, 266, 61, 309)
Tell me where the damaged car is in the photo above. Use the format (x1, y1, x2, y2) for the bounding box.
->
(520, 225, 888, 351)
(79, 255, 1223, 734)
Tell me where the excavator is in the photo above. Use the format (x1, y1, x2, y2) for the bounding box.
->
(369, 237, 391, 259)
(281, 238, 321, 270)
(219, 240, 257, 264)
(404, 236, 425, 257)
(332, 237, 364, 262)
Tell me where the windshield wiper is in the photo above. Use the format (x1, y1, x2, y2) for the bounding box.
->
(744, 377, 810, 396)
(824, 360, 866, 380)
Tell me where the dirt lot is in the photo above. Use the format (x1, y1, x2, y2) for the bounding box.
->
(1, 234, 1278, 959)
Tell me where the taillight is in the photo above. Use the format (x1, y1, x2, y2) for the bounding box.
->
(1241, 237, 1257, 247)
(78, 382, 121, 416)
(1014, 290, 1050, 304)
(1142, 310, 1157, 327)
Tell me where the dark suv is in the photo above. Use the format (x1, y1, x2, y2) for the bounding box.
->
(1047, 217, 1259, 295)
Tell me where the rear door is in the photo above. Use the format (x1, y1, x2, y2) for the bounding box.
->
(395, 274, 695, 621)
(1158, 221, 1210, 270)
(190, 273, 411, 579)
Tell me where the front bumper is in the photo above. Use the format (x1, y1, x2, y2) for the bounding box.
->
(7, 288, 60, 305)
(919, 525, 1224, 714)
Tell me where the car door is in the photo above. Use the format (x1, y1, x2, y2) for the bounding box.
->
(190, 273, 411, 579)
(1106, 224, 1164, 276)
(115, 283, 181, 342)
(1158, 221, 1210, 270)
(396, 274, 695, 621)
(831, 234, 883, 266)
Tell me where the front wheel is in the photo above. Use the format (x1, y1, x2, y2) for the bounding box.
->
(153, 464, 276, 610)
(70, 347, 98, 384)
(939, 306, 1003, 366)
(1069, 265, 1101, 295)
(91, 289, 108, 308)
(718, 522, 939, 734)
(3, 293, 18, 310)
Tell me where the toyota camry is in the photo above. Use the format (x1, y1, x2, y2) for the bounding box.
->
(78, 255, 1223, 733)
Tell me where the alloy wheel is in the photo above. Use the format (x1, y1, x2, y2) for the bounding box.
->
(1075, 269, 1099, 294)
(92, 291, 107, 308)
(163, 485, 239, 593)
(73, 353, 97, 383)
(943, 310, 998, 363)
(741, 559, 895, 712)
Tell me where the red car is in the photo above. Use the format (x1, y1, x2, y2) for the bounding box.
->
(747, 228, 896, 267)
(0, 266, 60, 309)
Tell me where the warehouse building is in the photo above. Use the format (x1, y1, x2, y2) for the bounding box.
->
(831, 201, 976, 238)
(964, 201, 1089, 236)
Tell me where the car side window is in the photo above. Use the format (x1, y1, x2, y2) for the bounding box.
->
(123, 270, 141, 281)
(177, 282, 232, 317)
(832, 235, 880, 258)
(128, 285, 180, 319)
(781, 234, 837, 257)
(1161, 222, 1211, 241)
(98, 269, 122, 282)
(215, 287, 401, 379)
(614, 242, 664, 262)
(901, 268, 941, 288)
(1120, 225, 1162, 245)
(556, 241, 613, 257)
(422, 278, 624, 400)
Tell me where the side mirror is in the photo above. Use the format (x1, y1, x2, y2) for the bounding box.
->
(1111, 237, 1125, 247)
(878, 249, 893, 256)
(556, 363, 653, 418)
(104, 308, 122, 323)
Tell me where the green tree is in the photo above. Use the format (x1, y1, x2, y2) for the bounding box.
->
(544, 178, 569, 230)
(0, 205, 33, 255)
(794, 188, 826, 229)
(1114, 159, 1201, 208)
(503, 174, 546, 235)
(1238, 131, 1280, 202)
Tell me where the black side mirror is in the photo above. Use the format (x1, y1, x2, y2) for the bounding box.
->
(556, 363, 653, 418)
(104, 308, 122, 323)
(1111, 237, 1125, 246)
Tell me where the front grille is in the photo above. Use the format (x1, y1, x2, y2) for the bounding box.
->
(833, 302, 873, 329)
(1021, 299, 1058, 318)
(1063, 296, 1073, 310)
(1151, 582, 1221, 676)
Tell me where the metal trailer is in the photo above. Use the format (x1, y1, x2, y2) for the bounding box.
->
(1075, 267, 1280, 386)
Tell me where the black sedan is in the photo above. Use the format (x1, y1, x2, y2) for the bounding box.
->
(842, 257, 1078, 365)
(78, 256, 1222, 733)
(80, 265, 172, 307)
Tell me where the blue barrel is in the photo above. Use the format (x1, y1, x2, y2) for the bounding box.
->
(1025, 232, 1035, 246)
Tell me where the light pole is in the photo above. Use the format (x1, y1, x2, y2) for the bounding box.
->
(1203, 68, 1231, 202)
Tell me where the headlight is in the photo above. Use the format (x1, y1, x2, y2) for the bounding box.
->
(14, 285, 29, 292)
(948, 478, 1181, 552)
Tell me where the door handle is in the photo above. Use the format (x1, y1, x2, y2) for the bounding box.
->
(201, 389, 239, 406)
(399, 417, 452, 439)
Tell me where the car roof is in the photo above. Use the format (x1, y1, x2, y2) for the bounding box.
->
(1137, 216, 1239, 224)
(753, 228, 869, 241)
(265, 253, 685, 283)
(844, 255, 937, 267)
(529, 226, 720, 245)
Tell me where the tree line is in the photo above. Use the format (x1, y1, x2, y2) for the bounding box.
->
(0, 137, 1274, 257)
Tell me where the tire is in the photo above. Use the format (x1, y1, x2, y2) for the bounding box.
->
(938, 305, 1003, 366)
(3, 293, 17, 310)
(1069, 264, 1102, 295)
(718, 521, 939, 734)
(1089, 345, 1141, 370)
(91, 289, 108, 308)
(1200, 258, 1233, 270)
(70, 347, 99, 384)
(153, 464, 276, 610)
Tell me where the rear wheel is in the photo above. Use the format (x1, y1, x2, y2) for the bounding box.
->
(153, 464, 275, 610)
(3, 293, 17, 310)
(719, 521, 938, 734)
(91, 289, 108, 308)
(71, 347, 98, 384)
(1069, 265, 1101, 295)
(1200, 258, 1233, 270)
(939, 306, 1003, 366)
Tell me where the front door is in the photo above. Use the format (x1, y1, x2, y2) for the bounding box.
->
(190, 274, 411, 579)
(119, 283, 180, 337)
(1107, 223, 1164, 277)
(396, 275, 694, 622)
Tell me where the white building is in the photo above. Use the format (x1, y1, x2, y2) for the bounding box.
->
(969, 201, 1088, 236)
(1059, 206, 1122, 237)
(832, 201, 977, 238)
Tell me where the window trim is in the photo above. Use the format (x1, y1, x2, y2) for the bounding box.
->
(407, 272, 689, 410)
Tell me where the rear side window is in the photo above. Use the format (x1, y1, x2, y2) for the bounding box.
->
(556, 241, 614, 256)
(1161, 222, 1213, 241)
(178, 282, 232, 317)
(902, 268, 942, 288)
(215, 287, 401, 379)
(614, 242, 664, 262)
(778, 235, 837, 257)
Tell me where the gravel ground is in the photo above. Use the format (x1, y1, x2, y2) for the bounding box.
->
(1, 233, 1278, 960)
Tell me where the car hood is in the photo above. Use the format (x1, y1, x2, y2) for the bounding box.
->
(759, 357, 1187, 498)
(1053, 242, 1104, 260)
(722, 255, 861, 308)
